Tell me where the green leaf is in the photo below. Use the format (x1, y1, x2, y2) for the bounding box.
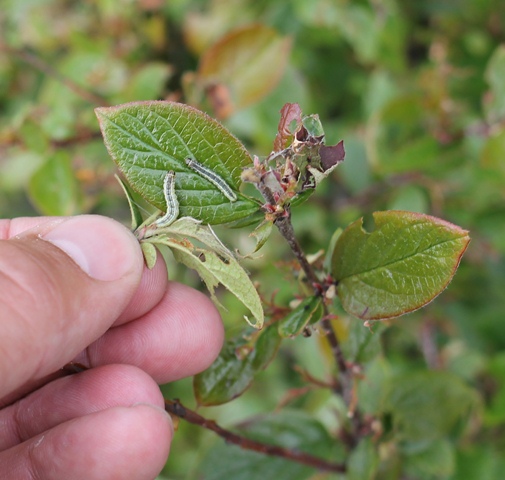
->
(403, 439, 455, 479)
(249, 220, 273, 253)
(278, 296, 322, 338)
(251, 324, 282, 371)
(357, 357, 392, 414)
(386, 371, 479, 443)
(301, 114, 324, 138)
(194, 411, 339, 480)
(120, 62, 173, 102)
(144, 217, 264, 328)
(344, 319, 386, 363)
(485, 45, 505, 121)
(140, 241, 158, 269)
(194, 325, 281, 406)
(348, 438, 378, 480)
(115, 174, 144, 231)
(452, 446, 505, 480)
(28, 151, 82, 216)
(323, 227, 343, 273)
(95, 101, 260, 225)
(332, 211, 470, 320)
(198, 24, 292, 112)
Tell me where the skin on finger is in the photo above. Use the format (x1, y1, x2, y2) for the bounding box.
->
(0, 365, 165, 451)
(0, 217, 64, 240)
(0, 216, 144, 400)
(114, 250, 168, 326)
(1, 404, 172, 480)
(86, 282, 225, 384)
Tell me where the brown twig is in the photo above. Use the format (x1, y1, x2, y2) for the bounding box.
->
(165, 399, 346, 473)
(255, 176, 351, 383)
(274, 212, 320, 287)
(420, 319, 442, 369)
(320, 316, 349, 383)
(256, 180, 319, 288)
(254, 165, 370, 448)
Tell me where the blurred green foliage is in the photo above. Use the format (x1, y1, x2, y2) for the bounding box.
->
(2, 0, 505, 478)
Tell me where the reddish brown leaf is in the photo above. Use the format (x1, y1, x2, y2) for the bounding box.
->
(273, 102, 302, 152)
(320, 140, 346, 171)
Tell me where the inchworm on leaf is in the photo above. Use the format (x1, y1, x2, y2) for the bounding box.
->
(154, 170, 179, 227)
(185, 158, 237, 202)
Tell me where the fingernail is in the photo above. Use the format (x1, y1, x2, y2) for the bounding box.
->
(42, 215, 142, 281)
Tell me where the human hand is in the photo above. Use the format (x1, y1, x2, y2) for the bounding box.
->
(0, 215, 224, 480)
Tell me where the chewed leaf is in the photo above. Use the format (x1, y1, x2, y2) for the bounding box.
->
(249, 220, 273, 254)
(145, 217, 264, 328)
(96, 101, 260, 225)
(332, 211, 470, 320)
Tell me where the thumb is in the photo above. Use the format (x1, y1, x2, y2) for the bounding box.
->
(0, 215, 144, 399)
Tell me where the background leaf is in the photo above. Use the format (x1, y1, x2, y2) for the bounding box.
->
(193, 411, 339, 480)
(198, 24, 292, 114)
(348, 438, 378, 480)
(332, 211, 470, 320)
(96, 101, 260, 225)
(386, 371, 479, 443)
(28, 151, 82, 215)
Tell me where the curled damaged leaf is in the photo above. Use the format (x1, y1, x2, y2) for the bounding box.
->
(250, 103, 345, 211)
(273, 102, 302, 152)
(319, 141, 346, 172)
(286, 109, 344, 187)
(331, 211, 470, 321)
(143, 217, 264, 328)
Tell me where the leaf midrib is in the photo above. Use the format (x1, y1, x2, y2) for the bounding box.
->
(337, 234, 466, 282)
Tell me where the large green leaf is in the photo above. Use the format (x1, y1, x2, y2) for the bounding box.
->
(332, 211, 470, 320)
(386, 371, 479, 443)
(95, 101, 260, 225)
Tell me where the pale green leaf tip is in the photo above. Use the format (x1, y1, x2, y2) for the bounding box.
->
(244, 315, 264, 329)
(141, 242, 158, 269)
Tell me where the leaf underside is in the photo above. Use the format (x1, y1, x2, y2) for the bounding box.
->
(144, 217, 264, 329)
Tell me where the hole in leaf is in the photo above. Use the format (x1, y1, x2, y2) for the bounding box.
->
(362, 213, 376, 233)
(217, 254, 230, 265)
